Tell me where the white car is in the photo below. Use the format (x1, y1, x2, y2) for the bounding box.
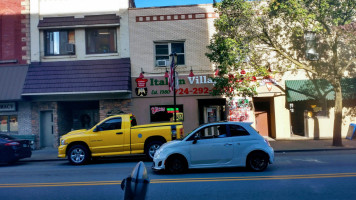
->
(153, 122, 274, 173)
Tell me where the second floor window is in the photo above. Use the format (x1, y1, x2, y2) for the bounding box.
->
(155, 42, 185, 66)
(86, 28, 117, 54)
(45, 30, 75, 56)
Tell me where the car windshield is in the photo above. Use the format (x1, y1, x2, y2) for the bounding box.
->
(0, 134, 16, 140)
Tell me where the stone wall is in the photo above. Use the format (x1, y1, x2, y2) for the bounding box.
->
(99, 99, 132, 120)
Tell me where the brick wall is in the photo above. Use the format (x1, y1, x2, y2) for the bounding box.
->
(17, 101, 32, 135)
(99, 99, 132, 120)
(129, 4, 217, 77)
(0, 0, 30, 65)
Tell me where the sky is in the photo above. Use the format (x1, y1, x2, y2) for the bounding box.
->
(134, 0, 221, 8)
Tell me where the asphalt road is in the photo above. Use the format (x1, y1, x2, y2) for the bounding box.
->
(1, 150, 356, 200)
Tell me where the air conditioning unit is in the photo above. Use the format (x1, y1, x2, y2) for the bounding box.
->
(156, 60, 167, 67)
(66, 43, 75, 54)
(306, 52, 319, 61)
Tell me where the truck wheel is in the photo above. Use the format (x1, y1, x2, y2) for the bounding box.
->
(145, 141, 163, 160)
(68, 144, 90, 165)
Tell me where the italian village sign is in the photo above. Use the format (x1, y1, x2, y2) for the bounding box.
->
(133, 75, 216, 97)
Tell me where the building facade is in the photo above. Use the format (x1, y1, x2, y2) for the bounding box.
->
(129, 4, 226, 133)
(26, 0, 135, 148)
(128, 4, 292, 137)
(129, 3, 356, 140)
(0, 0, 32, 137)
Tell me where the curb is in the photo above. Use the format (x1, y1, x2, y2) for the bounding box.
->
(274, 148, 356, 153)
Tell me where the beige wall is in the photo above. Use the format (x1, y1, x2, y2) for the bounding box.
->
(129, 4, 217, 77)
(30, 0, 130, 62)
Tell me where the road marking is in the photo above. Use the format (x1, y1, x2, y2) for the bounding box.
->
(1, 172, 356, 188)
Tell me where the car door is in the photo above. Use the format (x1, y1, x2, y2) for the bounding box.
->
(90, 117, 124, 155)
(189, 124, 233, 166)
(228, 124, 252, 165)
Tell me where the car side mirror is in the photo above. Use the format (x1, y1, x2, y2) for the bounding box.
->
(193, 134, 200, 144)
(93, 126, 102, 132)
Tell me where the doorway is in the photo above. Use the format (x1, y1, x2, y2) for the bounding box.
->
(198, 99, 226, 125)
(40, 111, 54, 148)
(253, 98, 272, 138)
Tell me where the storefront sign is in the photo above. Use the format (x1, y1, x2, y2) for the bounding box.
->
(150, 105, 184, 122)
(0, 102, 16, 112)
(133, 75, 216, 97)
(260, 77, 279, 91)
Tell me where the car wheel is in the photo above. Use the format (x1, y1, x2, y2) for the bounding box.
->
(166, 156, 187, 174)
(68, 144, 90, 165)
(247, 151, 269, 172)
(145, 141, 163, 160)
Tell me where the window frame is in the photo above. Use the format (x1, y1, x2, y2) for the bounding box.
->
(44, 29, 75, 56)
(85, 27, 117, 55)
(154, 41, 185, 66)
(0, 115, 18, 133)
(228, 125, 250, 137)
(97, 117, 122, 131)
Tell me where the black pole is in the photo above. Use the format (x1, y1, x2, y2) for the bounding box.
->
(173, 63, 177, 122)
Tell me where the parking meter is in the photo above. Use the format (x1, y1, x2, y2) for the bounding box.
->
(121, 161, 150, 200)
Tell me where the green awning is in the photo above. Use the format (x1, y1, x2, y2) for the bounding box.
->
(286, 78, 356, 102)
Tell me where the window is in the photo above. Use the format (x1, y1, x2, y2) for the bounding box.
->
(155, 42, 185, 66)
(44, 30, 75, 56)
(229, 125, 250, 137)
(188, 124, 228, 140)
(0, 115, 18, 133)
(98, 118, 121, 131)
(86, 28, 117, 54)
(150, 105, 184, 122)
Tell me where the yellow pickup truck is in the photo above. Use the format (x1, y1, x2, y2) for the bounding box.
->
(58, 114, 184, 165)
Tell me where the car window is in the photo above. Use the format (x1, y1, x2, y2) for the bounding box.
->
(130, 116, 137, 127)
(98, 118, 122, 131)
(229, 125, 250, 137)
(188, 125, 228, 140)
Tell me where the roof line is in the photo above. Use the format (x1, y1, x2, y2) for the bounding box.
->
(22, 90, 131, 96)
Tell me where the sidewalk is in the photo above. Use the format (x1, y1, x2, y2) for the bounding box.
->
(23, 138, 356, 162)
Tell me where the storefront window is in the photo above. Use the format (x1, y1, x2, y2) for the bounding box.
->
(0, 116, 7, 132)
(150, 105, 184, 122)
(10, 116, 18, 132)
(0, 115, 18, 132)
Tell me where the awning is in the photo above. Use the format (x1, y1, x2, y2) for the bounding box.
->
(22, 58, 131, 100)
(38, 14, 120, 29)
(0, 65, 28, 101)
(286, 79, 356, 102)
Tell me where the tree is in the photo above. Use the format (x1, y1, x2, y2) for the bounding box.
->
(206, 0, 356, 146)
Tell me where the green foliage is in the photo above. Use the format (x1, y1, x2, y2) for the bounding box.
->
(206, 0, 356, 98)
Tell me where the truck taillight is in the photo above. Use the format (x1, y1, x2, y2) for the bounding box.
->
(180, 128, 184, 138)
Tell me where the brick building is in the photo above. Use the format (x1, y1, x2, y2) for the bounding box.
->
(25, 0, 135, 148)
(0, 0, 31, 136)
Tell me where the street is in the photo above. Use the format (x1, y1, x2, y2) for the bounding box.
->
(1, 150, 356, 200)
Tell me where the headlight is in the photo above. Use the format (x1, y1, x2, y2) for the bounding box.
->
(60, 139, 67, 145)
